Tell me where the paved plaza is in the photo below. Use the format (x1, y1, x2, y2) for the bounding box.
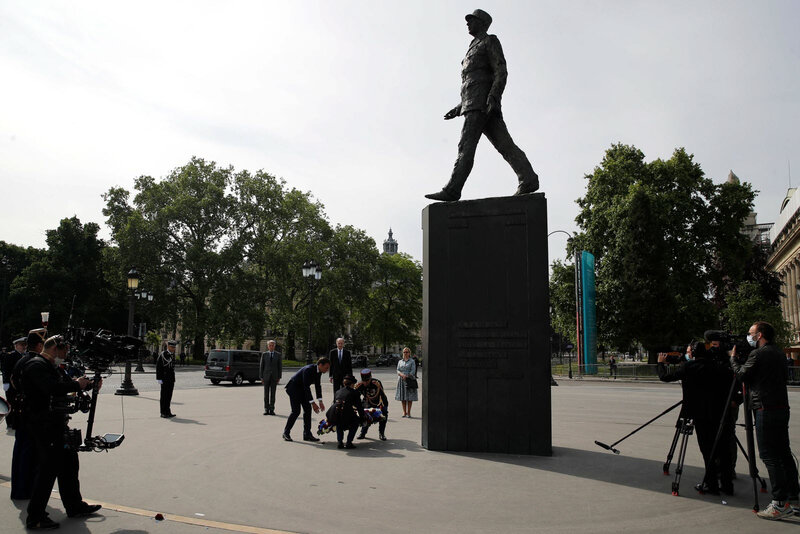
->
(0, 368, 798, 533)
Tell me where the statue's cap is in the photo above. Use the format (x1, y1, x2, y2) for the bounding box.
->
(466, 9, 492, 26)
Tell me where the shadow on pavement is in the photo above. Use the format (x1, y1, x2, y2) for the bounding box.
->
(168, 417, 206, 425)
(445, 446, 768, 512)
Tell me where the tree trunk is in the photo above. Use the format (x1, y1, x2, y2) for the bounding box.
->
(286, 330, 295, 361)
(193, 332, 205, 360)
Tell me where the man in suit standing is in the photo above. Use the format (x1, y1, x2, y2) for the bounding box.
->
(282, 357, 329, 442)
(260, 339, 282, 415)
(156, 341, 177, 418)
(328, 337, 352, 397)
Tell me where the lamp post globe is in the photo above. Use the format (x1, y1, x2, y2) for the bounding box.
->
(303, 260, 322, 365)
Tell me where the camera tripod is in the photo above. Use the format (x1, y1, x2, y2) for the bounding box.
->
(597, 392, 767, 504)
(701, 376, 767, 511)
(661, 416, 695, 495)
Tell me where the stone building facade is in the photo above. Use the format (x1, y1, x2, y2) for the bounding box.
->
(767, 187, 800, 345)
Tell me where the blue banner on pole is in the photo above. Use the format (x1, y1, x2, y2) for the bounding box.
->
(581, 251, 597, 374)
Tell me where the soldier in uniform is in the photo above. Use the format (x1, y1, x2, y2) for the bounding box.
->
(426, 9, 539, 202)
(21, 335, 101, 529)
(156, 341, 177, 418)
(2, 336, 27, 429)
(328, 374, 365, 449)
(260, 340, 282, 415)
(355, 368, 389, 441)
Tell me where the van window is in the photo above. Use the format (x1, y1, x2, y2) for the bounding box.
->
(238, 352, 260, 364)
(208, 351, 228, 363)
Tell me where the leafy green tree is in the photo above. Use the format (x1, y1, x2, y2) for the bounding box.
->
(721, 281, 792, 345)
(549, 260, 576, 346)
(0, 241, 43, 343)
(359, 253, 422, 354)
(8, 217, 126, 336)
(572, 144, 755, 361)
(104, 158, 383, 360)
(103, 157, 247, 359)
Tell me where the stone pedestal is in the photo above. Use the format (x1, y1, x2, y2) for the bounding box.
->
(421, 193, 551, 455)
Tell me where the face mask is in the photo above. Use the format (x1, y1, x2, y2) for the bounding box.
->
(684, 353, 691, 361)
(747, 334, 757, 348)
(54, 357, 64, 366)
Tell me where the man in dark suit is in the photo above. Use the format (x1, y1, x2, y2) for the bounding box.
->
(283, 357, 330, 442)
(156, 341, 177, 418)
(328, 337, 352, 397)
(260, 339, 282, 415)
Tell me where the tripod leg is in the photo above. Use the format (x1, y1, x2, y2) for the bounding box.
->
(664, 421, 682, 475)
(672, 419, 693, 496)
(741, 385, 761, 512)
(596, 400, 684, 455)
(734, 435, 768, 492)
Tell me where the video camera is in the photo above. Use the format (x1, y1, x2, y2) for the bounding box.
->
(51, 389, 92, 415)
(58, 327, 141, 452)
(65, 327, 142, 373)
(704, 330, 751, 365)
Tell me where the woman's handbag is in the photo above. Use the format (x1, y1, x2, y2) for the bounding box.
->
(405, 376, 418, 390)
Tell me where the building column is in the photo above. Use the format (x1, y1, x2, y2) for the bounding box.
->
(781, 269, 790, 324)
(791, 263, 799, 342)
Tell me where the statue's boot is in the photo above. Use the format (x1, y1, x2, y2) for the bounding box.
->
(514, 173, 539, 195)
(424, 189, 460, 202)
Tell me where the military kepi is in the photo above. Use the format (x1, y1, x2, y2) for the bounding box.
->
(466, 9, 492, 25)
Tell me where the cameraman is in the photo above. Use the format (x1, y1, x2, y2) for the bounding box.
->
(658, 342, 735, 495)
(21, 335, 102, 530)
(733, 321, 800, 520)
(705, 330, 741, 483)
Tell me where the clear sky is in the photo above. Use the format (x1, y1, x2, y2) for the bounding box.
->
(1, 0, 797, 266)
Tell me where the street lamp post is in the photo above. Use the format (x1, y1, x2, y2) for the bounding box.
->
(134, 290, 153, 372)
(116, 268, 140, 395)
(302, 260, 322, 365)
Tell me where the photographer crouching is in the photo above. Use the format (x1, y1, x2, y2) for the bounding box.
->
(658, 341, 736, 495)
(21, 335, 102, 530)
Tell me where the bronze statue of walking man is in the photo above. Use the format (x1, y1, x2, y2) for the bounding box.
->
(426, 9, 539, 202)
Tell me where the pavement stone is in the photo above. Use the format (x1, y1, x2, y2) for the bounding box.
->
(0, 369, 797, 533)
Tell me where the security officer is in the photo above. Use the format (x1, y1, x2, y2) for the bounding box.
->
(658, 342, 735, 495)
(156, 341, 177, 418)
(22, 335, 101, 529)
(704, 330, 740, 484)
(2, 336, 27, 429)
(9, 328, 46, 500)
(426, 9, 539, 202)
(355, 368, 389, 441)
